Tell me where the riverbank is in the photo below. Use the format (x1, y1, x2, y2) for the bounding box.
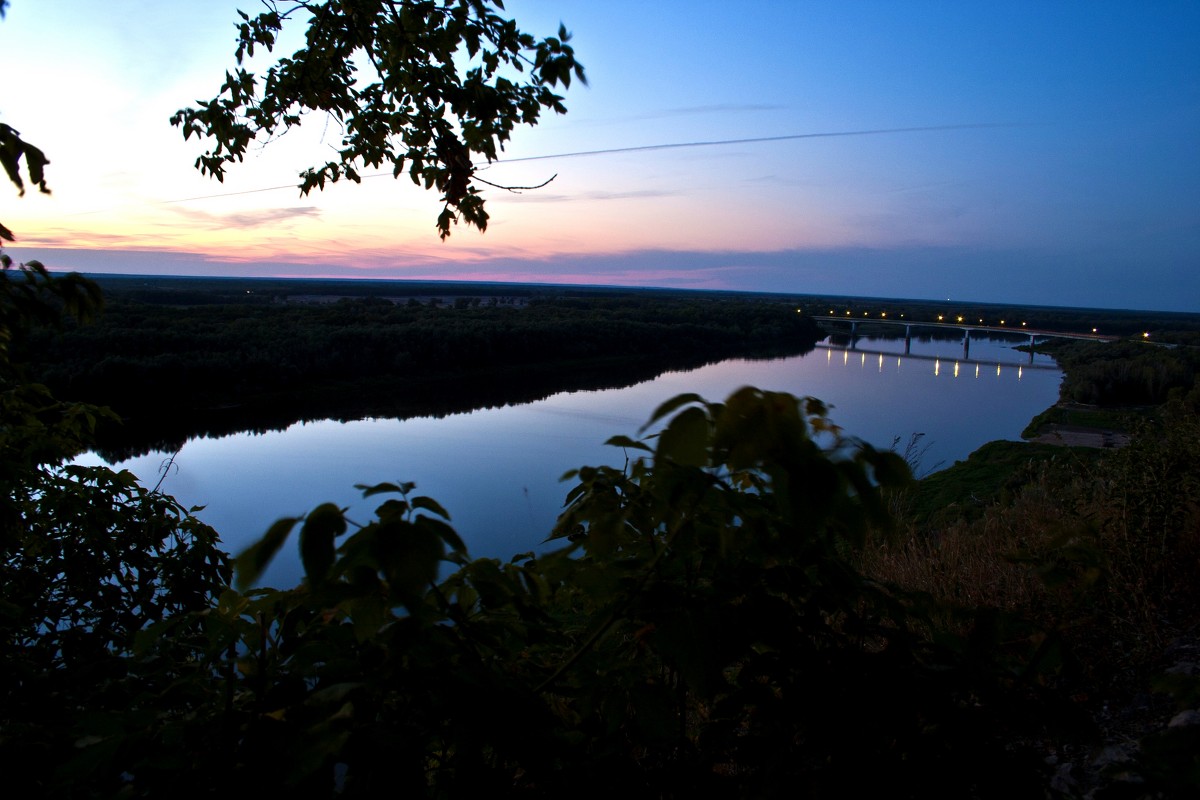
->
(873, 340, 1200, 797)
(1026, 422, 1132, 448)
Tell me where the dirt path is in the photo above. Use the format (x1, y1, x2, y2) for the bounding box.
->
(1028, 423, 1131, 448)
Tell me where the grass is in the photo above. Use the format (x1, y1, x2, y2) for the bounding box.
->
(1022, 404, 1153, 438)
(896, 440, 1103, 524)
(867, 404, 1200, 694)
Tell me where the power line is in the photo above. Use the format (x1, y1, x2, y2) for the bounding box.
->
(492, 123, 1015, 164)
(162, 183, 304, 204)
(139, 123, 1020, 207)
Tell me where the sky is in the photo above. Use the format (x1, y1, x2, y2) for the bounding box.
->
(2, 0, 1198, 311)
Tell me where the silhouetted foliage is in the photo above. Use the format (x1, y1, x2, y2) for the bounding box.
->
(1, 0, 51, 242)
(172, 0, 585, 238)
(0, 259, 231, 797)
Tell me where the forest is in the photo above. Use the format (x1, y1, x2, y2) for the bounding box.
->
(18, 277, 822, 458)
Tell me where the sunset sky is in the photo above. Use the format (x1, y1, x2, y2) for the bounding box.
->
(3, 1, 1198, 311)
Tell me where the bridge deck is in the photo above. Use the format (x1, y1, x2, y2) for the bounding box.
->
(811, 316, 1119, 342)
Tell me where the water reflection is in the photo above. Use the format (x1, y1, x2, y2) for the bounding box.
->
(79, 335, 1062, 588)
(820, 338, 1055, 387)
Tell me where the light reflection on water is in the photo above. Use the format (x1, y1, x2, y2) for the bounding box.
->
(78, 335, 1062, 587)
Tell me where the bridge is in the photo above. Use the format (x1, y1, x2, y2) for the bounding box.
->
(815, 343, 1060, 373)
(812, 315, 1119, 362)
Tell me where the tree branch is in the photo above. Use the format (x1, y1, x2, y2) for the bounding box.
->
(473, 173, 557, 193)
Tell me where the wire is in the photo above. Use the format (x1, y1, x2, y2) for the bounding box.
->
(131, 123, 1020, 207)
(491, 124, 1015, 164)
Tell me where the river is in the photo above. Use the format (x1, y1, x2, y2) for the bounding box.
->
(78, 333, 1062, 588)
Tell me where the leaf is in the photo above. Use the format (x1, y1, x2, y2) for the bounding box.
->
(356, 480, 414, 498)
(348, 596, 389, 641)
(640, 392, 705, 433)
(235, 516, 299, 591)
(374, 498, 410, 521)
(416, 515, 467, 556)
(411, 495, 450, 520)
(383, 524, 444, 602)
(307, 682, 364, 707)
(603, 434, 652, 452)
(655, 405, 711, 467)
(299, 503, 347, 585)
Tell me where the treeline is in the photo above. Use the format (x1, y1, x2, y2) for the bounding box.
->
(21, 292, 819, 425)
(1041, 339, 1200, 407)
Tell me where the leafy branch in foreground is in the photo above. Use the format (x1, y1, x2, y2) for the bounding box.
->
(171, 0, 585, 239)
(0, 122, 51, 242)
(1, 2, 50, 242)
(68, 387, 1063, 796)
(1, 260, 231, 796)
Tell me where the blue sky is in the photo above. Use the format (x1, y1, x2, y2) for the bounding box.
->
(2, 1, 1198, 310)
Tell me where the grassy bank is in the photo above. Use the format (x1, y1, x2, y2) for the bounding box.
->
(861, 334, 1200, 795)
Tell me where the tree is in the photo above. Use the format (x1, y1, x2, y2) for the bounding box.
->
(171, 0, 586, 240)
(3, 9, 230, 789)
(0, 258, 233, 798)
(0, 122, 48, 243)
(0, 1, 51, 244)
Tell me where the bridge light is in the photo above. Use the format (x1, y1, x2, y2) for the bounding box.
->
(863, 312, 868, 316)
(1092, 328, 1097, 333)
(937, 315, 944, 321)
(1021, 322, 1027, 327)
(1000, 320, 1005, 325)
(978, 318, 983, 323)
(956, 315, 964, 323)
(1143, 332, 1150, 339)
(880, 312, 886, 318)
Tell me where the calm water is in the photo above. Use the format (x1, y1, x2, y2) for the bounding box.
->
(79, 335, 1061, 587)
